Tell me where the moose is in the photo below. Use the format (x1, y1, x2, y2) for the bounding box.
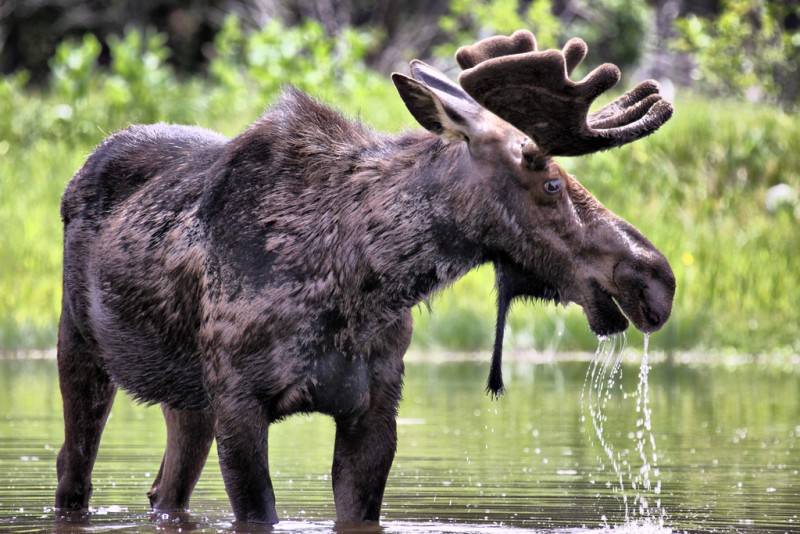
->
(55, 30, 675, 524)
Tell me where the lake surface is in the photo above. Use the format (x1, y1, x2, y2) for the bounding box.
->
(0, 355, 797, 533)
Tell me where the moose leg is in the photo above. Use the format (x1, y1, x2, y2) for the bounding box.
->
(148, 405, 215, 511)
(55, 314, 117, 511)
(214, 398, 278, 524)
(332, 358, 404, 523)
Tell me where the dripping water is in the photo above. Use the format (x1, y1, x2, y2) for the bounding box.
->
(632, 334, 665, 525)
(581, 333, 667, 529)
(581, 334, 628, 519)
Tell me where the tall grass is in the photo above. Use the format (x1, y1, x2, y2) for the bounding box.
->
(0, 19, 798, 355)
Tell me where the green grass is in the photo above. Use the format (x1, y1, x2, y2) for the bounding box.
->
(1, 24, 798, 355)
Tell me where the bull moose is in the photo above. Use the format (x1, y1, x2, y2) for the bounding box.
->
(55, 30, 675, 524)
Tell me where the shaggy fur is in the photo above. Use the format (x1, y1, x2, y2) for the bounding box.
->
(56, 35, 675, 524)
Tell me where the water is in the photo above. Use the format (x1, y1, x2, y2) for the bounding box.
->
(582, 336, 630, 521)
(581, 335, 664, 529)
(0, 355, 798, 532)
(631, 335, 661, 523)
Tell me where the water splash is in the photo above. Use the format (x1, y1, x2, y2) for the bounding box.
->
(581, 334, 628, 518)
(581, 333, 667, 529)
(631, 334, 665, 524)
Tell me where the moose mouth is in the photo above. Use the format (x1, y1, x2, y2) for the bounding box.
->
(584, 282, 629, 336)
(495, 257, 673, 338)
(584, 279, 671, 337)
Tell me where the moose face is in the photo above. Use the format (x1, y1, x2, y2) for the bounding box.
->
(492, 150, 676, 337)
(393, 30, 675, 389)
(443, 113, 675, 337)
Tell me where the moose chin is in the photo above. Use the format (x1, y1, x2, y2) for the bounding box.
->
(55, 29, 675, 524)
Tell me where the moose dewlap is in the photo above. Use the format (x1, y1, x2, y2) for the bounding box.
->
(55, 29, 674, 524)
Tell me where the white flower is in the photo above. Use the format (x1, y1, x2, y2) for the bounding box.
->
(765, 183, 797, 213)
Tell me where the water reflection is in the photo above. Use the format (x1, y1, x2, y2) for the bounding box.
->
(0, 357, 798, 532)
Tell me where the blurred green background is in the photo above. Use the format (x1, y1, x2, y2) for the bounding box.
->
(0, 0, 798, 355)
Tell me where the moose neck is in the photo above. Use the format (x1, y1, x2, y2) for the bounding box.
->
(213, 91, 491, 318)
(356, 132, 487, 311)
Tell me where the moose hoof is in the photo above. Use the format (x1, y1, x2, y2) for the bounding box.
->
(55, 478, 92, 512)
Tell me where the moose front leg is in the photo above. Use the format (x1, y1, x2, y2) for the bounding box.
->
(214, 397, 278, 524)
(331, 356, 404, 523)
(332, 409, 397, 522)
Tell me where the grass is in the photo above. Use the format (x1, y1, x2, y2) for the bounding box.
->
(0, 25, 798, 356)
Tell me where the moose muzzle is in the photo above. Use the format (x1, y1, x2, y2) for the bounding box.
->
(612, 254, 676, 334)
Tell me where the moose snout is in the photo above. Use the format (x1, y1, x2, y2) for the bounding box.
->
(612, 253, 676, 333)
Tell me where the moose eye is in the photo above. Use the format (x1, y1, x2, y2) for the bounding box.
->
(543, 178, 562, 195)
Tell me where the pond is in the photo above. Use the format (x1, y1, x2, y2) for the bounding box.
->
(0, 354, 797, 533)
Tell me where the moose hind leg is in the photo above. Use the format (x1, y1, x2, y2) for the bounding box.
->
(55, 314, 117, 511)
(214, 397, 278, 524)
(148, 405, 215, 511)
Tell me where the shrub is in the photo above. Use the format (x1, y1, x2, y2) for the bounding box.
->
(674, 0, 800, 107)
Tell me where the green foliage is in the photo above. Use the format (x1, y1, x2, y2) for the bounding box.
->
(206, 16, 400, 131)
(437, 0, 561, 57)
(0, 72, 31, 145)
(104, 31, 179, 124)
(0, 17, 398, 148)
(436, 0, 651, 71)
(675, 0, 800, 107)
(568, 0, 651, 71)
(14, 28, 202, 145)
(0, 18, 799, 356)
(50, 34, 102, 101)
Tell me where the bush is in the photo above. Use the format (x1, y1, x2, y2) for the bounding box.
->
(567, 0, 651, 71)
(437, 0, 561, 55)
(674, 0, 800, 107)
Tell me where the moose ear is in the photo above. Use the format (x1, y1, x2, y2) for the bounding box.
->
(392, 68, 480, 141)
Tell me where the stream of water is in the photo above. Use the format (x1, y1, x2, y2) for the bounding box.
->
(581, 335, 667, 531)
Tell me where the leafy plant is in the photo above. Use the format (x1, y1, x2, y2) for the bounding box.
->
(674, 0, 800, 107)
(435, 0, 650, 72)
(567, 0, 651, 71)
(437, 0, 561, 57)
(50, 34, 102, 101)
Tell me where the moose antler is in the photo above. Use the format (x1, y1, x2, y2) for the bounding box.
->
(456, 30, 673, 156)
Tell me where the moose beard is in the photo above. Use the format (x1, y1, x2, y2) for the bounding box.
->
(488, 261, 562, 397)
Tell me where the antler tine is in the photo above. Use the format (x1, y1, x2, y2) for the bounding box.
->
(561, 38, 588, 76)
(591, 99, 674, 146)
(456, 32, 673, 156)
(456, 30, 537, 69)
(588, 79, 661, 124)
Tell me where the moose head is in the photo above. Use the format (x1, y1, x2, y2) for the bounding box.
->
(392, 30, 676, 395)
